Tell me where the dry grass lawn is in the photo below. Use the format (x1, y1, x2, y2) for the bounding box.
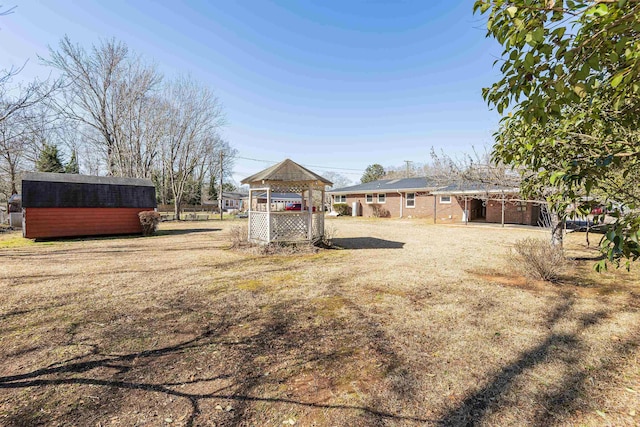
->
(0, 218, 639, 426)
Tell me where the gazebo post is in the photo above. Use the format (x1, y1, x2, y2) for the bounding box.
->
(248, 189, 253, 241)
(266, 187, 272, 243)
(307, 183, 313, 239)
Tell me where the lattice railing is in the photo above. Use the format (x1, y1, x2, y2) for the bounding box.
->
(249, 212, 269, 243)
(249, 211, 325, 243)
(270, 212, 308, 241)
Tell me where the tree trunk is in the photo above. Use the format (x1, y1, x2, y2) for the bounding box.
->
(550, 210, 564, 247)
(9, 162, 18, 195)
(174, 197, 181, 221)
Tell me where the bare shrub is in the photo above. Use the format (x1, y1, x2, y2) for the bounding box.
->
(229, 224, 320, 254)
(370, 204, 390, 218)
(256, 242, 319, 255)
(228, 224, 249, 248)
(332, 204, 351, 216)
(322, 223, 337, 247)
(511, 237, 567, 282)
(138, 211, 161, 236)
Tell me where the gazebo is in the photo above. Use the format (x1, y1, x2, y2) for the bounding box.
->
(241, 159, 333, 244)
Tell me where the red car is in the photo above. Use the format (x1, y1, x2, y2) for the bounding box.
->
(285, 203, 316, 212)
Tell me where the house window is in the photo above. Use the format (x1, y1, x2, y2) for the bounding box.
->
(366, 194, 373, 204)
(225, 199, 230, 207)
(377, 193, 386, 203)
(334, 195, 346, 203)
(406, 193, 415, 208)
(440, 196, 452, 204)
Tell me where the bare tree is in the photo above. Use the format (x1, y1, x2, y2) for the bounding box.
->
(0, 112, 29, 196)
(321, 171, 352, 190)
(0, 66, 59, 126)
(160, 77, 225, 219)
(0, 69, 60, 197)
(43, 36, 161, 177)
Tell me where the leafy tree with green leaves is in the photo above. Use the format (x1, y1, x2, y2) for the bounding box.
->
(474, 0, 640, 269)
(361, 164, 385, 183)
(65, 150, 79, 173)
(36, 144, 64, 173)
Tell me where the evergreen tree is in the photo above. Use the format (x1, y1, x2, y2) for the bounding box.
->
(65, 150, 80, 174)
(208, 175, 218, 201)
(361, 164, 385, 183)
(36, 144, 65, 173)
(222, 182, 237, 192)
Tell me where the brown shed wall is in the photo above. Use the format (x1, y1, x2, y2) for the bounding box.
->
(23, 207, 152, 239)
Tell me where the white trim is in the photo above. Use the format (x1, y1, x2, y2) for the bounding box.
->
(365, 194, 374, 204)
(377, 193, 386, 204)
(406, 192, 415, 208)
(334, 194, 346, 203)
(439, 195, 452, 204)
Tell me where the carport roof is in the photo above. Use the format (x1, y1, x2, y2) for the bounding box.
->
(430, 182, 519, 195)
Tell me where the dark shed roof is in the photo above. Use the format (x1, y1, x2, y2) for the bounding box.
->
(22, 172, 156, 208)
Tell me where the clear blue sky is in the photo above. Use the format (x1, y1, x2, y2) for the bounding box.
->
(1, 0, 503, 185)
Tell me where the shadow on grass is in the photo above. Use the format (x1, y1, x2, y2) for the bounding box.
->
(332, 237, 405, 250)
(0, 297, 431, 426)
(155, 228, 221, 236)
(436, 293, 636, 426)
(31, 228, 221, 243)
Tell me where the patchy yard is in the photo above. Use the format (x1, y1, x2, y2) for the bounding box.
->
(0, 218, 638, 426)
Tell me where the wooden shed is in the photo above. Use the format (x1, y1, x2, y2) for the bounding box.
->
(21, 172, 157, 239)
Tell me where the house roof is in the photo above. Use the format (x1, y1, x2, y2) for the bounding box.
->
(328, 176, 522, 196)
(241, 158, 333, 186)
(22, 172, 154, 187)
(221, 191, 248, 200)
(328, 177, 439, 194)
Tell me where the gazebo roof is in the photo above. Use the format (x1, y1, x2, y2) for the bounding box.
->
(241, 158, 333, 186)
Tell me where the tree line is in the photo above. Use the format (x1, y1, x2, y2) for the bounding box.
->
(1, 33, 236, 219)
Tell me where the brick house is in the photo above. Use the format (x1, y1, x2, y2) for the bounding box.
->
(328, 178, 541, 225)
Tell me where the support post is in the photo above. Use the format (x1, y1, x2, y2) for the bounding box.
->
(248, 188, 252, 241)
(464, 197, 468, 225)
(433, 195, 437, 224)
(266, 187, 272, 243)
(219, 151, 224, 221)
(307, 184, 313, 240)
